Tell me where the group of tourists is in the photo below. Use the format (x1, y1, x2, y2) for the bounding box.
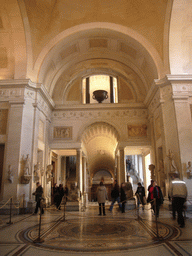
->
(96, 174, 188, 228)
(96, 179, 135, 216)
(32, 172, 188, 229)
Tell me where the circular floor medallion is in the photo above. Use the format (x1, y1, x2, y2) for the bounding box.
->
(21, 217, 179, 252)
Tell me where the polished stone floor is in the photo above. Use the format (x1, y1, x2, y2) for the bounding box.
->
(0, 203, 192, 256)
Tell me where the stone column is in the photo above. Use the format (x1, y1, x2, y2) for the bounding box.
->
(116, 151, 120, 184)
(76, 149, 82, 194)
(82, 155, 88, 208)
(119, 148, 126, 185)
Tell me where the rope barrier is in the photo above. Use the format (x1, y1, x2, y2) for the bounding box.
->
(0, 197, 12, 209)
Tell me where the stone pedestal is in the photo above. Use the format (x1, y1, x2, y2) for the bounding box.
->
(65, 202, 80, 211)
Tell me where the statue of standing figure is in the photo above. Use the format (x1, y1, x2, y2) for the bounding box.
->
(186, 161, 192, 179)
(23, 154, 30, 176)
(167, 150, 178, 173)
(8, 165, 14, 183)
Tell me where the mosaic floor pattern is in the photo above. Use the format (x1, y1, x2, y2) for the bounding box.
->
(22, 216, 179, 252)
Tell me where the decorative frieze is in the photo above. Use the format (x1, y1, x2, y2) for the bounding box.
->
(127, 124, 147, 137)
(0, 88, 23, 99)
(53, 126, 72, 139)
(52, 109, 148, 120)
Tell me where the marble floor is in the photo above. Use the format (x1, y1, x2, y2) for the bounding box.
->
(0, 203, 192, 256)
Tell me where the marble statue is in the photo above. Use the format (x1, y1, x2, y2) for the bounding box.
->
(167, 150, 178, 173)
(186, 161, 192, 179)
(23, 154, 30, 175)
(69, 182, 80, 201)
(34, 162, 40, 182)
(8, 165, 13, 183)
(149, 164, 156, 180)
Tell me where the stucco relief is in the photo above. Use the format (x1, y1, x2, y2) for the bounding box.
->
(128, 124, 147, 137)
(0, 109, 8, 134)
(54, 126, 72, 139)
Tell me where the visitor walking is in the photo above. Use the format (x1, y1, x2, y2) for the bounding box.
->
(147, 180, 163, 217)
(169, 173, 187, 228)
(109, 180, 121, 212)
(57, 184, 64, 210)
(64, 184, 69, 201)
(135, 182, 146, 210)
(33, 182, 44, 214)
(96, 181, 108, 216)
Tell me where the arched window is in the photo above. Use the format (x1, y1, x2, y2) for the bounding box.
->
(82, 75, 118, 104)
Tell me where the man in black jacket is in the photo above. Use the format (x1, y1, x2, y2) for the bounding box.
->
(109, 180, 121, 212)
(33, 182, 44, 214)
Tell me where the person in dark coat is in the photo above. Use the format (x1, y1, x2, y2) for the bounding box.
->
(33, 182, 44, 214)
(96, 181, 108, 215)
(64, 184, 69, 201)
(120, 182, 127, 213)
(53, 183, 59, 206)
(135, 182, 145, 210)
(109, 180, 121, 212)
(57, 184, 64, 210)
(147, 180, 164, 217)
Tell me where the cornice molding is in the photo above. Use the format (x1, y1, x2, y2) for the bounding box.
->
(0, 79, 55, 109)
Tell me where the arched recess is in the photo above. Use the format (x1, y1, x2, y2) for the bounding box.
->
(169, 0, 192, 74)
(91, 169, 114, 185)
(80, 122, 119, 178)
(52, 60, 146, 105)
(32, 23, 165, 96)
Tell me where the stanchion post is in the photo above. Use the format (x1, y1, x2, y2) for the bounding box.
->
(7, 197, 13, 224)
(33, 199, 44, 243)
(63, 196, 67, 221)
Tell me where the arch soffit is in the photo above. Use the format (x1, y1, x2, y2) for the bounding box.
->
(77, 121, 120, 144)
(34, 23, 165, 85)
